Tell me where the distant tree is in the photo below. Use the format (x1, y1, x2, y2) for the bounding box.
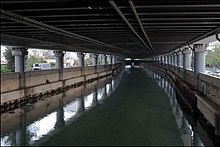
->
(2, 47, 14, 72)
(1, 65, 11, 73)
(85, 54, 92, 66)
(206, 44, 220, 69)
(25, 55, 47, 71)
(49, 62, 55, 68)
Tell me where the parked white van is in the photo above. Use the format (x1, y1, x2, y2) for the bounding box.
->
(32, 63, 51, 70)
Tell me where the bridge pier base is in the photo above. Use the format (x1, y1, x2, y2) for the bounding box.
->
(77, 52, 85, 67)
(193, 44, 207, 77)
(54, 51, 64, 80)
(177, 50, 183, 67)
(101, 54, 107, 66)
(183, 47, 191, 70)
(91, 53, 98, 66)
(12, 48, 28, 78)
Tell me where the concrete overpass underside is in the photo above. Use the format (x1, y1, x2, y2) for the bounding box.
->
(1, 0, 220, 58)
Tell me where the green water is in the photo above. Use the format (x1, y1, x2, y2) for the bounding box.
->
(39, 67, 183, 146)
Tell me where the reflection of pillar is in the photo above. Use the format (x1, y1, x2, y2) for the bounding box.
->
(16, 110, 26, 146)
(170, 83, 172, 96)
(181, 116, 189, 134)
(92, 89, 98, 106)
(192, 130, 203, 146)
(175, 104, 181, 118)
(103, 84, 107, 99)
(163, 78, 165, 89)
(55, 98, 65, 128)
(193, 44, 207, 77)
(77, 52, 85, 67)
(77, 96, 85, 113)
(172, 88, 176, 108)
(160, 77, 163, 87)
(112, 80, 115, 91)
(165, 81, 167, 93)
(109, 81, 113, 94)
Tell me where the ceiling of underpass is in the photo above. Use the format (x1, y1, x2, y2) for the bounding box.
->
(1, 0, 220, 58)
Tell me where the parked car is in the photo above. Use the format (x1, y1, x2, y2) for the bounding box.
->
(32, 63, 51, 70)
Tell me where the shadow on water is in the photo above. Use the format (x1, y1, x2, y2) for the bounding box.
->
(1, 71, 123, 146)
(143, 67, 214, 146)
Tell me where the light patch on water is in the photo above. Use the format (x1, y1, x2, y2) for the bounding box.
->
(1, 135, 11, 146)
(84, 93, 94, 110)
(64, 100, 78, 121)
(27, 112, 57, 144)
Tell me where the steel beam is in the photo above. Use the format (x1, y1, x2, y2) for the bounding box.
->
(128, 0, 154, 53)
(109, 0, 153, 54)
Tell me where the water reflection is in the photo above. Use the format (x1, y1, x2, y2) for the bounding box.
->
(144, 68, 212, 146)
(1, 71, 123, 146)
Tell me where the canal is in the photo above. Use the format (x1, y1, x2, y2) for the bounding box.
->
(1, 66, 214, 146)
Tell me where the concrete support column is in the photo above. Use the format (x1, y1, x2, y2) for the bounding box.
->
(110, 55, 114, 65)
(112, 56, 115, 64)
(12, 48, 28, 78)
(54, 51, 64, 80)
(171, 54, 174, 65)
(160, 56, 163, 63)
(173, 52, 177, 66)
(91, 53, 98, 66)
(169, 54, 172, 65)
(193, 44, 207, 77)
(167, 55, 170, 64)
(164, 55, 167, 64)
(77, 52, 85, 67)
(53, 51, 64, 71)
(177, 50, 183, 67)
(183, 47, 191, 70)
(101, 54, 107, 65)
(166, 55, 169, 64)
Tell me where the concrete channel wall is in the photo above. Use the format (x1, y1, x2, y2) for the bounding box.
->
(1, 64, 122, 106)
(144, 62, 220, 140)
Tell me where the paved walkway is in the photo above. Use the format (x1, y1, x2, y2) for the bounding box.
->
(40, 67, 183, 146)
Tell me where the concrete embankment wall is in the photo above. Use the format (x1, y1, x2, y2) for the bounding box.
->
(1, 64, 122, 106)
(1, 74, 114, 135)
(143, 62, 220, 141)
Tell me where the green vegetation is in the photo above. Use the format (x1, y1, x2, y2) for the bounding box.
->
(2, 47, 14, 73)
(25, 55, 47, 71)
(49, 62, 56, 68)
(206, 43, 220, 69)
(1, 65, 11, 73)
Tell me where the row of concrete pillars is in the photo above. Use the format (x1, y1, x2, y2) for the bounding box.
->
(11, 48, 117, 77)
(153, 44, 207, 77)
